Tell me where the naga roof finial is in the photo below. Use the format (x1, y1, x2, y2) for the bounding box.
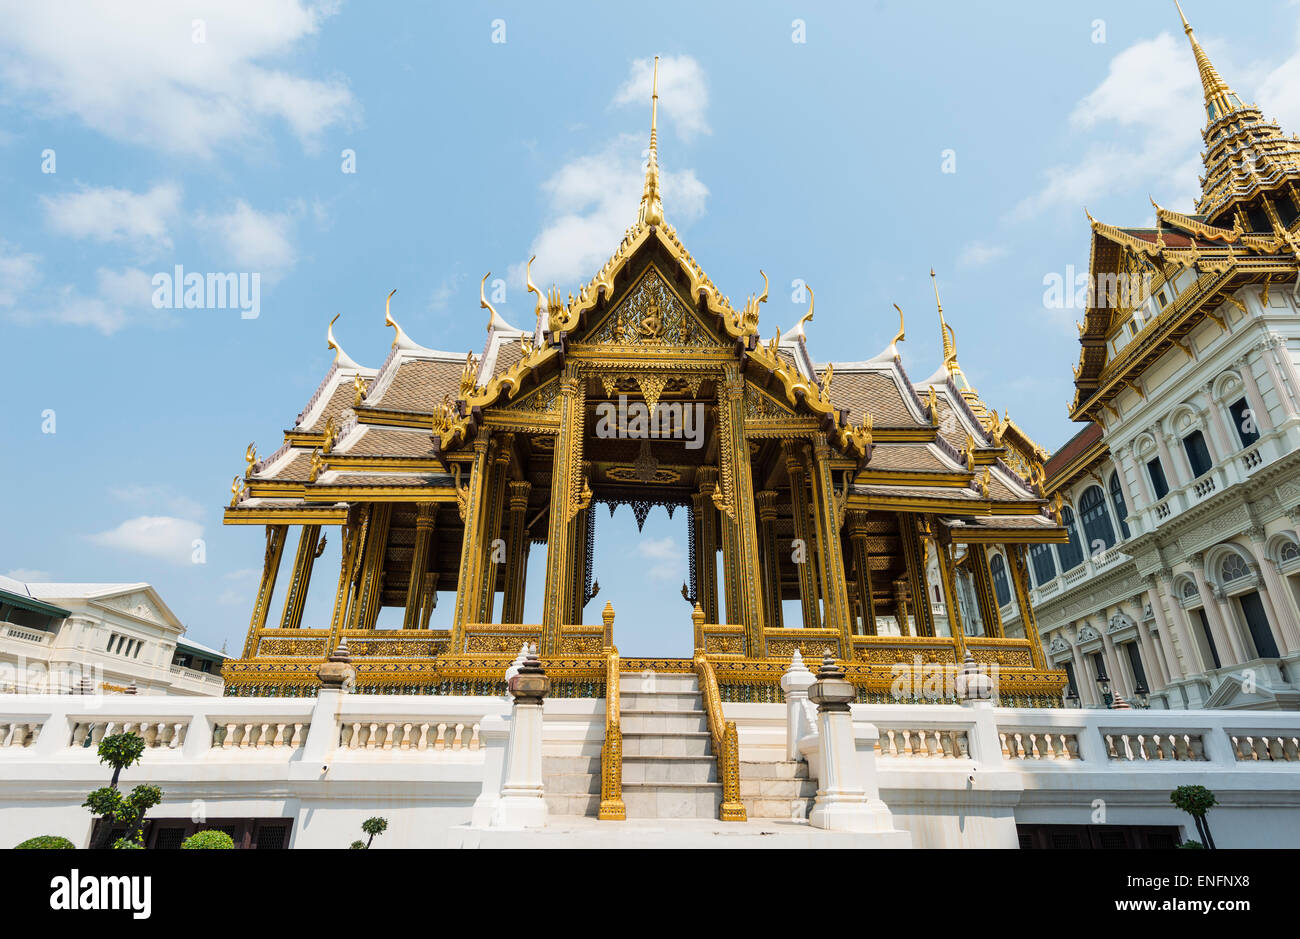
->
(327, 314, 362, 369)
(384, 288, 412, 350)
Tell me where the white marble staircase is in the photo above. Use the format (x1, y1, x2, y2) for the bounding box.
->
(618, 672, 722, 819)
(740, 760, 817, 820)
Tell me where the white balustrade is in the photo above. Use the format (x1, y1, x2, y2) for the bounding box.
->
(339, 719, 481, 752)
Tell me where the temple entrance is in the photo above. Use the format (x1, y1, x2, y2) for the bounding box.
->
(590, 498, 697, 657)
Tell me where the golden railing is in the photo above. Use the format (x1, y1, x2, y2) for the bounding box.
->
(598, 645, 625, 820)
(693, 652, 746, 822)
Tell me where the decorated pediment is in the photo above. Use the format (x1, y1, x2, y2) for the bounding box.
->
(101, 590, 165, 626)
(575, 264, 727, 350)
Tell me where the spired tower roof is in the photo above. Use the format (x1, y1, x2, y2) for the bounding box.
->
(1176, 1, 1300, 226)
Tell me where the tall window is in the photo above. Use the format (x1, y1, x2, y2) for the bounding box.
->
(1057, 507, 1085, 571)
(1108, 472, 1131, 539)
(1125, 641, 1147, 690)
(1196, 609, 1222, 670)
(1062, 660, 1078, 698)
(990, 554, 1011, 607)
(1228, 396, 1260, 448)
(1147, 457, 1169, 500)
(1079, 485, 1116, 551)
(1238, 591, 1280, 659)
(1030, 542, 1056, 585)
(1183, 429, 1213, 478)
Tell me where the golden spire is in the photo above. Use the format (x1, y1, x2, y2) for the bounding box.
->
(637, 55, 664, 227)
(931, 268, 957, 371)
(1175, 1, 1245, 123)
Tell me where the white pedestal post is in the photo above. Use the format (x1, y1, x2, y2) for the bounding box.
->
(493, 645, 549, 829)
(780, 650, 816, 761)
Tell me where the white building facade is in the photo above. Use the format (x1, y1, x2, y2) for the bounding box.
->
(0, 577, 224, 696)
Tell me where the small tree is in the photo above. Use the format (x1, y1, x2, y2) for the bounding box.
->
(353, 816, 388, 849)
(182, 830, 235, 850)
(1170, 784, 1217, 850)
(83, 731, 161, 849)
(15, 835, 75, 849)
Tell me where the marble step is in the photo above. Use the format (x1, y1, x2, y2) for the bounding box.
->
(622, 731, 713, 757)
(622, 754, 717, 784)
(545, 793, 601, 817)
(622, 781, 723, 819)
(621, 709, 710, 734)
(621, 691, 703, 712)
(739, 760, 817, 819)
(619, 672, 699, 694)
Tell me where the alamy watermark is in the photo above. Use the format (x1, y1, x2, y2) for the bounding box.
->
(1043, 265, 1153, 311)
(594, 394, 705, 450)
(152, 265, 260, 319)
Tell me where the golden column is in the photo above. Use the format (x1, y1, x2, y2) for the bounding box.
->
(542, 367, 586, 653)
(966, 543, 1004, 638)
(451, 433, 495, 650)
(278, 525, 321, 631)
(846, 511, 876, 636)
(694, 467, 720, 623)
(899, 514, 935, 637)
(893, 581, 912, 637)
(240, 524, 288, 658)
(478, 434, 513, 623)
(932, 519, 967, 659)
(501, 480, 532, 623)
(1007, 543, 1048, 669)
(350, 502, 392, 630)
(782, 440, 821, 630)
(807, 435, 853, 654)
(328, 505, 370, 646)
(756, 490, 783, 630)
(402, 504, 436, 630)
(717, 366, 766, 654)
(568, 493, 591, 625)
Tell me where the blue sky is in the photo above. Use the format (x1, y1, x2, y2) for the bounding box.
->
(3, 1, 1300, 657)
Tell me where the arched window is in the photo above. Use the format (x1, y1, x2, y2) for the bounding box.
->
(989, 554, 1011, 607)
(1030, 542, 1056, 585)
(1079, 485, 1116, 552)
(1108, 472, 1131, 540)
(1220, 553, 1250, 584)
(1280, 541, 1300, 565)
(1057, 507, 1085, 571)
(1181, 579, 1198, 601)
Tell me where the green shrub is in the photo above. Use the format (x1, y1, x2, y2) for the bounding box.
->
(349, 840, 366, 850)
(1177, 840, 1206, 849)
(112, 837, 144, 849)
(15, 835, 75, 849)
(181, 830, 235, 850)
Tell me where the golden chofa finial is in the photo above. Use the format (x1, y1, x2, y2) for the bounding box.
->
(480, 272, 519, 333)
(383, 288, 412, 349)
(931, 269, 958, 371)
(244, 442, 257, 473)
(327, 314, 362, 369)
(890, 303, 905, 348)
(788, 283, 814, 340)
(525, 256, 546, 338)
(637, 55, 664, 227)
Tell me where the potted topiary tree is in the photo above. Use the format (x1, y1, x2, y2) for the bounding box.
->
(82, 731, 162, 849)
(15, 835, 76, 849)
(1170, 784, 1217, 849)
(349, 817, 388, 849)
(181, 830, 235, 849)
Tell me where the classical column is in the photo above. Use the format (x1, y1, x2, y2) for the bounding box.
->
(808, 434, 853, 654)
(1261, 335, 1300, 419)
(900, 516, 935, 637)
(278, 525, 321, 631)
(1200, 384, 1234, 459)
(402, 505, 436, 630)
(1098, 617, 1131, 699)
(847, 511, 876, 636)
(328, 505, 370, 646)
(1236, 353, 1273, 433)
(1006, 544, 1047, 670)
(967, 544, 1004, 638)
(1249, 528, 1300, 653)
(240, 524, 288, 658)
(352, 502, 392, 630)
(420, 574, 439, 629)
(1068, 633, 1096, 707)
(756, 490, 784, 630)
(692, 471, 720, 623)
(716, 366, 766, 653)
(542, 368, 586, 652)
(1111, 447, 1141, 520)
(783, 441, 821, 630)
(453, 433, 495, 650)
(933, 523, 966, 659)
(1189, 554, 1243, 665)
(477, 435, 513, 623)
(501, 481, 532, 624)
(1144, 580, 1183, 684)
(1120, 444, 1155, 508)
(893, 582, 912, 637)
(1155, 427, 1184, 489)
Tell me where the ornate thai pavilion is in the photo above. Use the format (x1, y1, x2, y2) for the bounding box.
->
(222, 61, 1067, 705)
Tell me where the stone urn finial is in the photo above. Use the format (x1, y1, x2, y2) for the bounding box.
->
(316, 639, 356, 691)
(808, 648, 854, 712)
(955, 650, 994, 703)
(1110, 690, 1131, 710)
(508, 644, 550, 703)
(124, 681, 138, 696)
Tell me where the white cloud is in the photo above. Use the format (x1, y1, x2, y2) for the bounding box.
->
(41, 182, 181, 254)
(217, 567, 260, 606)
(613, 55, 710, 141)
(86, 516, 204, 565)
(637, 536, 683, 582)
(957, 241, 1008, 269)
(6, 264, 159, 334)
(4, 568, 51, 582)
(0, 242, 39, 306)
(0, 0, 355, 157)
(517, 134, 709, 290)
(109, 485, 204, 521)
(1257, 22, 1300, 133)
(1011, 32, 1206, 220)
(200, 200, 297, 276)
